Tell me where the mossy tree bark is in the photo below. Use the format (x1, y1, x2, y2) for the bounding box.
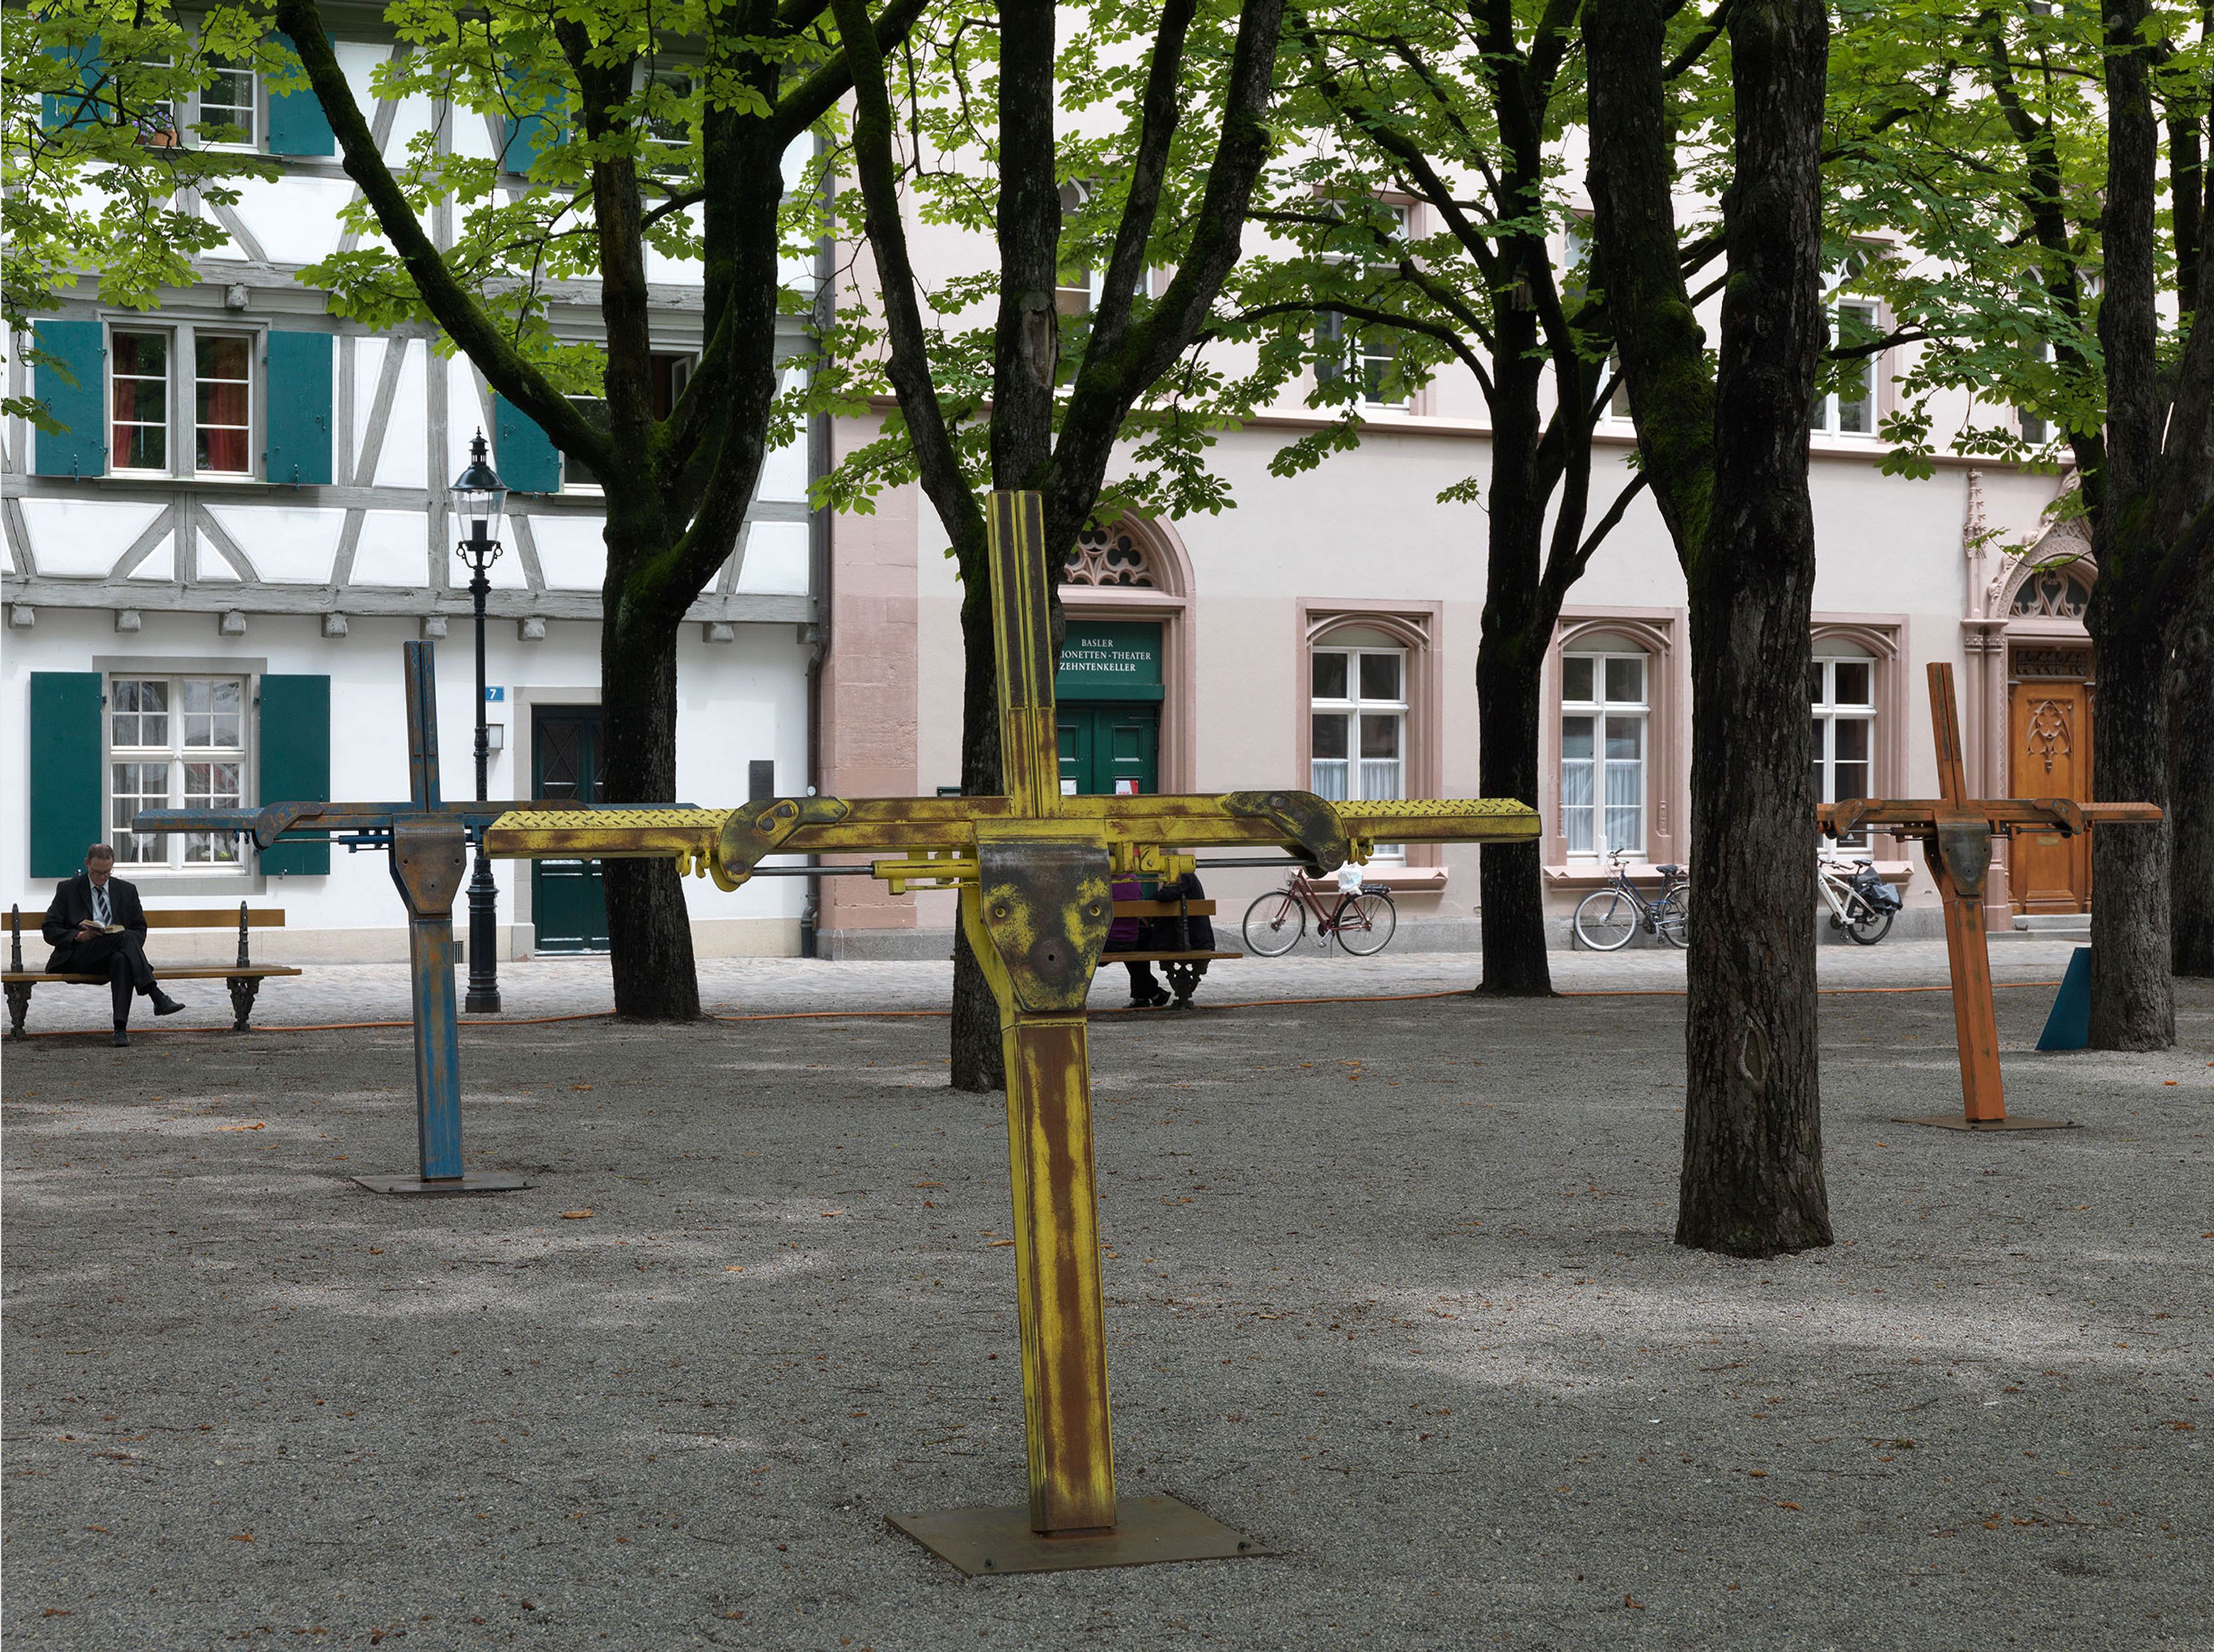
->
(1586, 0, 1835, 1256)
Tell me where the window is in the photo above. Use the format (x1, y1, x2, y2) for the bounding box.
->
(1813, 253, 1880, 435)
(1311, 631, 1407, 856)
(1313, 202, 1410, 411)
(2017, 339, 2056, 444)
(111, 329, 170, 472)
(1562, 218, 1632, 420)
(1810, 654, 1874, 848)
(109, 676, 247, 868)
(198, 53, 256, 145)
(1054, 181, 1148, 316)
(1561, 645, 1648, 857)
(195, 333, 253, 473)
(641, 69, 691, 170)
(649, 351, 693, 420)
(131, 52, 179, 144)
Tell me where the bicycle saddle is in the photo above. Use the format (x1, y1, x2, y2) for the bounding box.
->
(1654, 863, 1684, 879)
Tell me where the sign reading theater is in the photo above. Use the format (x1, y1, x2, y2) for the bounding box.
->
(1055, 623, 1163, 702)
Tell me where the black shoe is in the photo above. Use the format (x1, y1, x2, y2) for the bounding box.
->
(151, 990, 186, 1017)
(112, 1028, 131, 1047)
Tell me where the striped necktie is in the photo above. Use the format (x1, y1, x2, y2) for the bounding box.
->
(92, 883, 110, 927)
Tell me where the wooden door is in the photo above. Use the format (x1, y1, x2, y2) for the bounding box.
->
(2008, 678, 2092, 913)
(1056, 703, 1159, 796)
(530, 706, 611, 952)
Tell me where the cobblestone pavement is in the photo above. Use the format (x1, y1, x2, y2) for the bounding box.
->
(16, 938, 2091, 1037)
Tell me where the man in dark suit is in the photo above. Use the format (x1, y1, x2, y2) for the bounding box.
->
(42, 844, 186, 1045)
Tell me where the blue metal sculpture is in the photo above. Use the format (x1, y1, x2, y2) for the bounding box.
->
(136, 642, 533, 1194)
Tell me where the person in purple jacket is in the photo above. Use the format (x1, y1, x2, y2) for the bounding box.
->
(1109, 874, 1170, 1008)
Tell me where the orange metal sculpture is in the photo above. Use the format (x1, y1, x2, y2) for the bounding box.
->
(1819, 663, 2161, 1129)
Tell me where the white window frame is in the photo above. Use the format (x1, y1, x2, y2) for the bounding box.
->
(1813, 253, 1881, 437)
(192, 329, 256, 477)
(1560, 649, 1650, 859)
(1810, 654, 1876, 851)
(195, 51, 259, 149)
(1563, 216, 1632, 423)
(1310, 641, 1409, 858)
(108, 325, 174, 476)
(107, 319, 262, 481)
(106, 673, 253, 874)
(1317, 202, 1412, 412)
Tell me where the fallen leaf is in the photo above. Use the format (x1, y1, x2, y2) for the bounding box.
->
(561, 1210, 594, 1220)
(1748, 1470, 1768, 1478)
(216, 1123, 265, 1132)
(572, 1084, 593, 1091)
(86, 1525, 109, 1534)
(723, 1266, 745, 1274)
(231, 1532, 253, 1542)
(988, 1239, 1014, 1248)
(1624, 1596, 1645, 1610)
(1776, 1501, 1802, 1511)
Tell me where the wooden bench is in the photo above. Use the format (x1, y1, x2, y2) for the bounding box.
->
(5, 904, 300, 1039)
(1101, 897, 1240, 1008)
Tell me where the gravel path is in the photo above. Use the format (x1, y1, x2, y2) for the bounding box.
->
(13, 938, 2093, 1036)
(4, 978, 2207, 1650)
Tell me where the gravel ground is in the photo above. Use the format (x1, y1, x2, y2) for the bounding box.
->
(9, 938, 2095, 1034)
(3, 979, 2208, 1651)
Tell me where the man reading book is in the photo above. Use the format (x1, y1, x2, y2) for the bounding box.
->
(42, 844, 185, 1045)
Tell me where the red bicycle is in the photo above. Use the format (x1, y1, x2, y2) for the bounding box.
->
(1240, 871, 1398, 957)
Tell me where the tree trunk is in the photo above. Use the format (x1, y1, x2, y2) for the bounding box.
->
(2083, 0, 2177, 1048)
(2172, 581, 2214, 975)
(1587, 0, 1833, 1257)
(2087, 611, 2175, 1042)
(950, 549, 1007, 1091)
(1475, 625, 1553, 995)
(599, 515, 702, 1022)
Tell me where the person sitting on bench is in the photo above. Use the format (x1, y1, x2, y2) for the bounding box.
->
(42, 844, 186, 1045)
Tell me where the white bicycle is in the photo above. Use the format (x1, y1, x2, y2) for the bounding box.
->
(1819, 856, 1896, 946)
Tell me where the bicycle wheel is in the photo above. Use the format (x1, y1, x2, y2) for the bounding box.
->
(1573, 887, 1638, 951)
(1241, 889, 1306, 957)
(1844, 895, 1892, 946)
(1654, 886, 1690, 948)
(1334, 890, 1398, 955)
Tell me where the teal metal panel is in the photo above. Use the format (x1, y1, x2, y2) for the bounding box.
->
(29, 673, 103, 877)
(500, 68, 565, 173)
(263, 330, 333, 484)
(257, 675, 332, 874)
(494, 394, 562, 494)
(32, 319, 107, 477)
(265, 35, 336, 155)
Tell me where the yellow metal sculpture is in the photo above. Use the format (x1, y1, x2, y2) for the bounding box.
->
(487, 492, 1539, 1571)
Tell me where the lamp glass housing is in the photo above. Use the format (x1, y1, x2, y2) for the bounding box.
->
(451, 432, 507, 548)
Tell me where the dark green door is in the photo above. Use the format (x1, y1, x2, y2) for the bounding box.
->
(532, 706, 609, 953)
(1057, 702, 1159, 796)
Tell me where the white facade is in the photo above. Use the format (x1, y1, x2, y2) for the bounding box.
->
(3, 28, 819, 961)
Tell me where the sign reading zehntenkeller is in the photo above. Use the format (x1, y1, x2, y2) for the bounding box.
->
(1056, 622, 1163, 702)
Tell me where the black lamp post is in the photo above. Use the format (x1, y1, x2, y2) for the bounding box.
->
(452, 431, 509, 1015)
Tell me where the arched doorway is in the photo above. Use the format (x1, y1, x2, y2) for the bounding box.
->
(1998, 546, 2096, 915)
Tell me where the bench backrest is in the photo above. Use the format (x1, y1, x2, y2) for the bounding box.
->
(9, 901, 285, 971)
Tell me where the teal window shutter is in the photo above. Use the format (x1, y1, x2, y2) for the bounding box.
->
(257, 675, 331, 875)
(263, 330, 333, 484)
(266, 34, 336, 156)
(32, 319, 107, 478)
(30, 673, 104, 878)
(494, 394, 562, 494)
(500, 68, 564, 173)
(41, 36, 103, 130)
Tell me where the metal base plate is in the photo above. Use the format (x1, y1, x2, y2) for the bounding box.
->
(1891, 1115, 2078, 1132)
(351, 1171, 534, 1195)
(887, 1495, 1266, 1575)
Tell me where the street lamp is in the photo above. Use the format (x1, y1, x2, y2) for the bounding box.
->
(451, 431, 508, 1014)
